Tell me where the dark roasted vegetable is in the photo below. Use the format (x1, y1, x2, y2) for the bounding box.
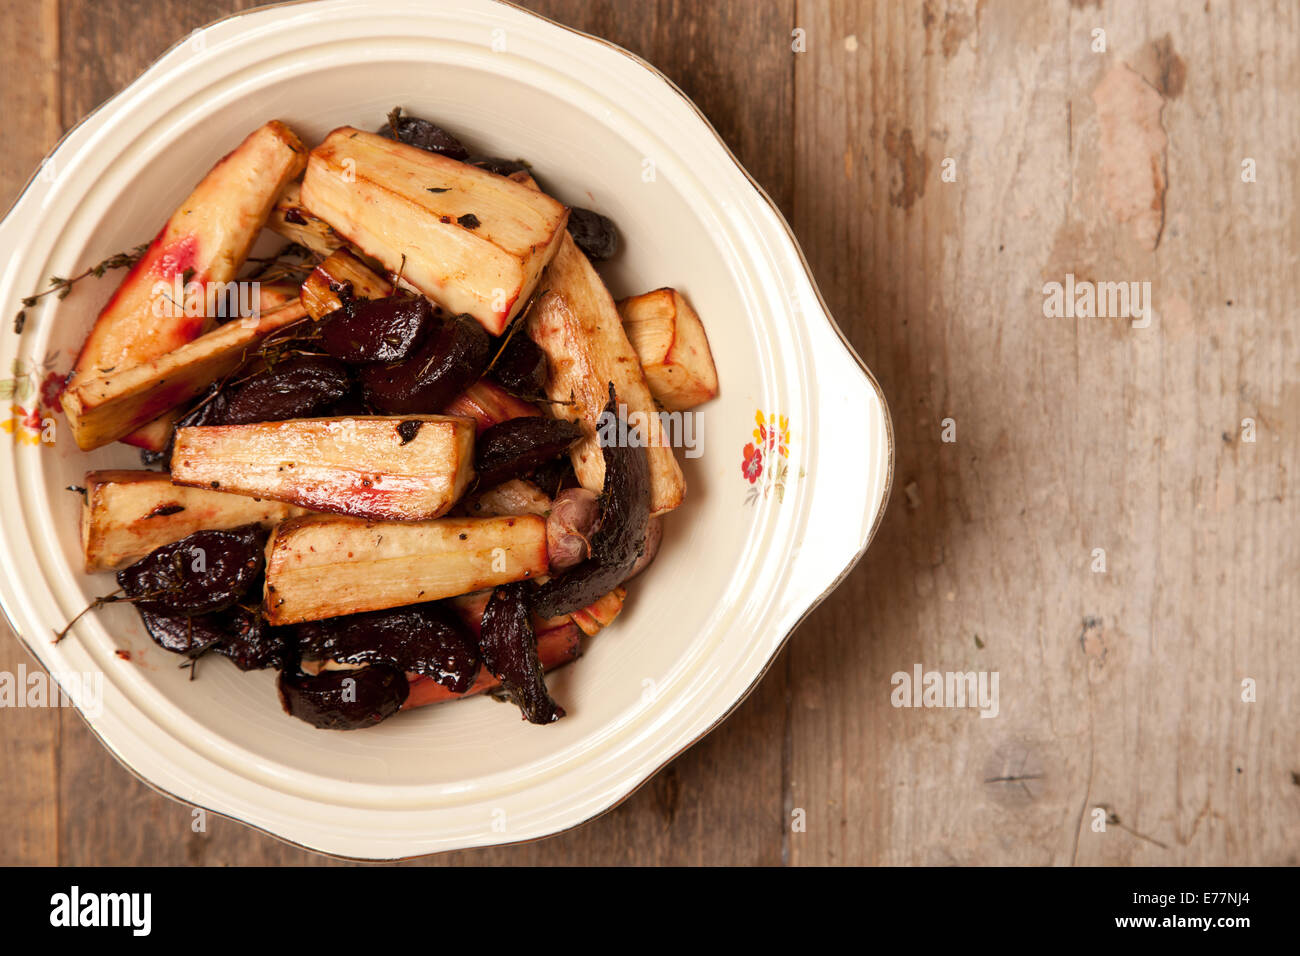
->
(566, 207, 619, 261)
(478, 581, 565, 724)
(379, 108, 470, 160)
(533, 386, 650, 617)
(320, 294, 435, 364)
(467, 155, 531, 177)
(488, 330, 548, 396)
(215, 609, 292, 671)
(117, 525, 266, 615)
(278, 665, 409, 730)
(361, 312, 491, 414)
(220, 354, 351, 424)
(297, 602, 481, 693)
(139, 607, 230, 656)
(474, 416, 584, 489)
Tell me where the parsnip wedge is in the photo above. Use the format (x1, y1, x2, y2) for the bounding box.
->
(526, 234, 685, 515)
(69, 121, 307, 389)
(62, 300, 309, 450)
(569, 586, 626, 637)
(616, 288, 719, 411)
(268, 181, 346, 257)
(80, 470, 306, 572)
(263, 514, 548, 625)
(299, 127, 569, 335)
(172, 416, 475, 521)
(299, 247, 392, 320)
(119, 282, 304, 453)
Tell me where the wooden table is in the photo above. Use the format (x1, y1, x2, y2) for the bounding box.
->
(2, 0, 1295, 866)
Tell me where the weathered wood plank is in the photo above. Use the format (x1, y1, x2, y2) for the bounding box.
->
(0, 0, 62, 868)
(788, 0, 1299, 865)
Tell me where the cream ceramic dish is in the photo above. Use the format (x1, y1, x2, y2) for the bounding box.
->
(0, 0, 892, 858)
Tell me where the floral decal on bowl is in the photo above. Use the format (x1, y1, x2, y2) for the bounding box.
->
(743, 410, 791, 504)
(0, 352, 64, 446)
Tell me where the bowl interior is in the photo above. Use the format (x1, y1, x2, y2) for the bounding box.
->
(23, 44, 788, 800)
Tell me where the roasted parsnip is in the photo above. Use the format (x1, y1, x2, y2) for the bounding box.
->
(299, 247, 393, 320)
(616, 288, 719, 411)
(267, 181, 346, 257)
(70, 121, 306, 389)
(80, 470, 305, 572)
(172, 416, 475, 521)
(299, 127, 569, 335)
(263, 514, 549, 625)
(62, 300, 309, 450)
(526, 234, 685, 515)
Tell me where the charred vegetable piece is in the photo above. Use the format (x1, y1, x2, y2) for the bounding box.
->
(379, 109, 470, 161)
(362, 313, 491, 414)
(404, 621, 581, 709)
(216, 609, 292, 671)
(278, 665, 409, 730)
(138, 606, 231, 656)
(297, 603, 480, 693)
(219, 354, 352, 425)
(117, 525, 267, 615)
(320, 294, 435, 364)
(566, 207, 619, 261)
(533, 387, 650, 618)
(487, 330, 548, 396)
(467, 155, 531, 177)
(474, 416, 584, 489)
(478, 581, 565, 724)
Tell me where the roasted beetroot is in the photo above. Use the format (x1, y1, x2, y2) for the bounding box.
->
(297, 602, 481, 693)
(221, 354, 351, 424)
(278, 665, 410, 730)
(478, 581, 565, 724)
(487, 331, 548, 396)
(320, 294, 435, 364)
(533, 386, 650, 617)
(378, 108, 469, 160)
(362, 312, 490, 414)
(117, 525, 267, 615)
(474, 416, 583, 489)
(567, 207, 619, 261)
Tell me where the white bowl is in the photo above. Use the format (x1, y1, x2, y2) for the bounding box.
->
(0, 0, 892, 858)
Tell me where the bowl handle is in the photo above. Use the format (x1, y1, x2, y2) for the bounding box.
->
(781, 305, 893, 622)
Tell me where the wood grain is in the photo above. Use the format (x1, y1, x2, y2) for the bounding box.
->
(2, 0, 1296, 865)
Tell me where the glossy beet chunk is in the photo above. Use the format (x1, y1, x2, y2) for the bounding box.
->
(533, 385, 650, 617)
(567, 207, 619, 261)
(478, 581, 565, 724)
(320, 295, 435, 364)
(475, 416, 584, 489)
(216, 610, 292, 671)
(378, 109, 469, 160)
(138, 606, 230, 656)
(117, 525, 267, 615)
(278, 665, 409, 730)
(361, 313, 491, 414)
(220, 354, 351, 424)
(487, 331, 548, 396)
(467, 155, 531, 177)
(138, 604, 289, 670)
(296, 602, 480, 693)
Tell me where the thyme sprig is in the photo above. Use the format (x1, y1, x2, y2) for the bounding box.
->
(14, 242, 150, 333)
